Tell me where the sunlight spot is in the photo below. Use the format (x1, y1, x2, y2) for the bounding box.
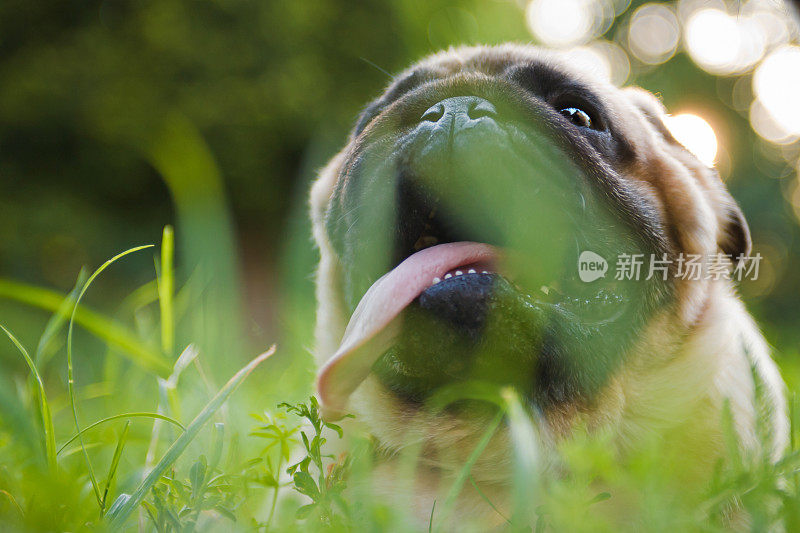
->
(526, 0, 596, 47)
(749, 99, 799, 145)
(562, 46, 613, 82)
(683, 3, 779, 75)
(685, 9, 741, 73)
(753, 45, 800, 139)
(563, 41, 631, 85)
(664, 113, 718, 166)
(628, 4, 679, 64)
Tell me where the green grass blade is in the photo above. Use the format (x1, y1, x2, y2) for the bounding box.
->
(58, 442, 103, 460)
(208, 422, 225, 476)
(34, 268, 88, 368)
(145, 344, 200, 471)
(425, 380, 505, 414)
(0, 375, 40, 452)
(470, 475, 511, 525)
(0, 325, 57, 472)
(107, 345, 276, 528)
(440, 408, 505, 524)
(67, 244, 154, 509)
(0, 278, 170, 376)
(0, 489, 23, 518)
(790, 392, 796, 454)
(102, 420, 131, 513)
(502, 388, 541, 526)
(119, 279, 159, 318)
(57, 412, 186, 455)
(157, 225, 175, 356)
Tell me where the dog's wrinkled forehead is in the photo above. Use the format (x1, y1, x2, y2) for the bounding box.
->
(351, 46, 646, 151)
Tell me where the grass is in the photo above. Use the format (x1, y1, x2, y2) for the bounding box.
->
(0, 230, 279, 530)
(0, 278, 171, 376)
(107, 346, 275, 528)
(66, 244, 158, 510)
(0, 324, 56, 472)
(0, 228, 799, 531)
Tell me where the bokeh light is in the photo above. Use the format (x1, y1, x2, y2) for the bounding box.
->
(664, 113, 719, 166)
(526, 0, 599, 47)
(685, 9, 747, 74)
(681, 0, 793, 76)
(745, 0, 792, 48)
(750, 99, 800, 145)
(628, 4, 680, 64)
(562, 40, 631, 84)
(753, 45, 800, 140)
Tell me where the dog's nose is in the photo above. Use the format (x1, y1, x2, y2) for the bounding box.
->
(420, 96, 498, 131)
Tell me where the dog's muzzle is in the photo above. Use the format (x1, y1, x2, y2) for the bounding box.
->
(318, 89, 648, 420)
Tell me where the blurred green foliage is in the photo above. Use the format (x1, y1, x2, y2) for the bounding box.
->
(0, 0, 520, 283)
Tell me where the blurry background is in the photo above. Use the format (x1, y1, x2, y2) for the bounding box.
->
(2, 0, 800, 393)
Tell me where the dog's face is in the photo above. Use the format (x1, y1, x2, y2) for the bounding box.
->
(310, 45, 750, 463)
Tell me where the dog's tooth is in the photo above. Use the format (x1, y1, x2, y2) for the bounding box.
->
(455, 270, 463, 276)
(468, 269, 476, 274)
(444, 273, 452, 279)
(432, 277, 441, 285)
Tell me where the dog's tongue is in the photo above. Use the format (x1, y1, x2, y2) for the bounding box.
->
(316, 242, 497, 420)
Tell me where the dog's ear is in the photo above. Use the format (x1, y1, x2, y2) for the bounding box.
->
(718, 194, 752, 259)
(622, 86, 752, 259)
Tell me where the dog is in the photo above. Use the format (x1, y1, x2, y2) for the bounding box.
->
(308, 44, 788, 527)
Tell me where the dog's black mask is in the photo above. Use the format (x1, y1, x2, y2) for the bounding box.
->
(325, 56, 671, 408)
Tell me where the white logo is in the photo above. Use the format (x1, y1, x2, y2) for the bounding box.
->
(578, 251, 608, 282)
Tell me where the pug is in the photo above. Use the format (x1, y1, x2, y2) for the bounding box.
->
(308, 44, 788, 526)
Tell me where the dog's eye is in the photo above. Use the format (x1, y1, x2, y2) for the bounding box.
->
(560, 107, 593, 129)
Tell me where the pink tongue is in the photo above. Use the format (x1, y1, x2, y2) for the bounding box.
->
(316, 242, 498, 420)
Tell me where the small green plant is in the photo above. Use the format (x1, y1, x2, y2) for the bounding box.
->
(247, 410, 300, 527)
(142, 454, 241, 532)
(279, 397, 351, 528)
(140, 422, 240, 531)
